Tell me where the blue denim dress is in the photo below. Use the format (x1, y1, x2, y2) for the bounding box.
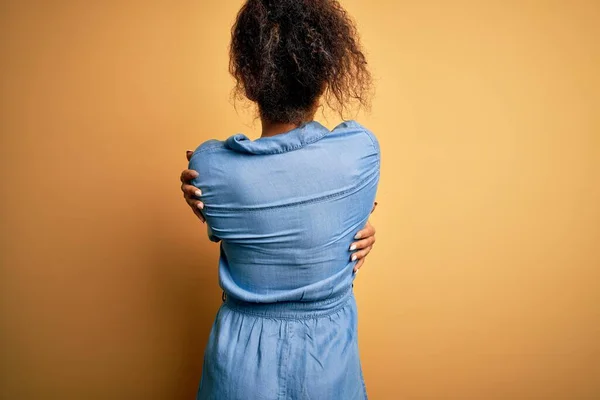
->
(189, 120, 380, 399)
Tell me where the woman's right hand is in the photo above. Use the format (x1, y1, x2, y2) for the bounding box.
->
(181, 150, 205, 223)
(350, 202, 378, 273)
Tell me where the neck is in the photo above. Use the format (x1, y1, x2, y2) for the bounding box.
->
(260, 107, 320, 138)
(260, 119, 309, 138)
(259, 103, 320, 137)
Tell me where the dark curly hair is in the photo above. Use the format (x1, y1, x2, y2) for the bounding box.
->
(229, 0, 372, 124)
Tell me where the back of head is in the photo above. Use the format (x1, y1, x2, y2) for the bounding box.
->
(229, 0, 372, 124)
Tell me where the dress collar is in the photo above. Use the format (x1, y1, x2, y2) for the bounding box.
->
(225, 120, 330, 155)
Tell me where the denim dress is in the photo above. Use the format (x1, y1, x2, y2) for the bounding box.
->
(188, 120, 380, 400)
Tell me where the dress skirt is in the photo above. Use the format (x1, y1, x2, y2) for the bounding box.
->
(197, 287, 368, 400)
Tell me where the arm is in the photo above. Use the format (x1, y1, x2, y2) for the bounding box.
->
(181, 150, 377, 266)
(181, 150, 222, 242)
(180, 150, 205, 222)
(349, 202, 377, 273)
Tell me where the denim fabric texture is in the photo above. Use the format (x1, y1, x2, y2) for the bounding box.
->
(189, 120, 380, 399)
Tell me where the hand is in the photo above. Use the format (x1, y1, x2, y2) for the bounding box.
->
(349, 202, 378, 273)
(181, 150, 205, 223)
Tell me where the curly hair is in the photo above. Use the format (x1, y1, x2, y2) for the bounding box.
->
(229, 0, 372, 124)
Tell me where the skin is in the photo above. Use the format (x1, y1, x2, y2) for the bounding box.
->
(181, 111, 377, 273)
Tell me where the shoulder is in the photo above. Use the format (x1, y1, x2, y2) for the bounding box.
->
(192, 139, 227, 155)
(188, 139, 229, 174)
(331, 120, 380, 155)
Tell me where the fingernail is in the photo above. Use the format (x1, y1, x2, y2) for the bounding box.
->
(354, 269, 359, 275)
(186, 149, 194, 153)
(349, 244, 356, 251)
(351, 254, 357, 261)
(195, 190, 202, 197)
(197, 202, 204, 210)
(354, 232, 362, 240)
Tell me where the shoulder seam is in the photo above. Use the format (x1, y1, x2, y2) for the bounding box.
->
(359, 126, 381, 161)
(193, 144, 228, 155)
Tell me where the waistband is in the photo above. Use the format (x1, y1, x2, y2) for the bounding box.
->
(223, 287, 354, 320)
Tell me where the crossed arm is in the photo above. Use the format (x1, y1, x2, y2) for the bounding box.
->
(180, 151, 377, 273)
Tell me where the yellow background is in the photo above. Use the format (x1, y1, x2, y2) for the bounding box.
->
(1, 1, 599, 399)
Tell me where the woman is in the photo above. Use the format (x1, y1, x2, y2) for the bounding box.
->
(181, 1, 380, 398)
